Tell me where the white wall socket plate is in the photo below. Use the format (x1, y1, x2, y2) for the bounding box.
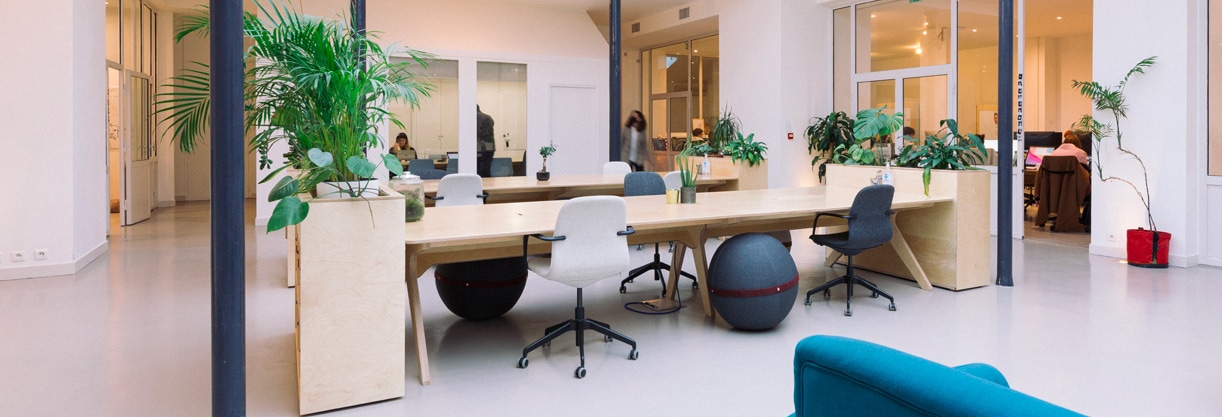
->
(11, 251, 27, 262)
(33, 249, 48, 260)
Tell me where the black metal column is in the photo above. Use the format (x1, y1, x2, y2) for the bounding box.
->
(609, 0, 622, 162)
(352, 0, 366, 61)
(996, 0, 1014, 287)
(210, 0, 246, 415)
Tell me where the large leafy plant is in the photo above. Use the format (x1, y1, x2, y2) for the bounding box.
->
(893, 119, 986, 196)
(722, 132, 768, 167)
(156, 0, 433, 232)
(706, 107, 741, 153)
(831, 106, 904, 167)
(1071, 56, 1158, 234)
(805, 110, 855, 182)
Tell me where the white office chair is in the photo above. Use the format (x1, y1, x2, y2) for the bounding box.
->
(517, 196, 639, 378)
(429, 173, 487, 207)
(603, 161, 632, 175)
(662, 171, 683, 190)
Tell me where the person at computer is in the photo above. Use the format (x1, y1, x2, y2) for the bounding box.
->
(620, 110, 649, 172)
(1050, 130, 1089, 167)
(391, 132, 413, 153)
(476, 105, 495, 177)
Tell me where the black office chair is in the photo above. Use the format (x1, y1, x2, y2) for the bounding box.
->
(618, 172, 698, 294)
(804, 184, 896, 316)
(415, 169, 448, 180)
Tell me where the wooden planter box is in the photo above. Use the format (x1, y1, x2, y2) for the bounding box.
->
(295, 185, 406, 415)
(825, 164, 991, 291)
(704, 156, 768, 191)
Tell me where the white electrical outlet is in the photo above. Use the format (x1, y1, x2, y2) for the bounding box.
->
(33, 249, 48, 260)
(12, 251, 27, 262)
(1107, 234, 1117, 242)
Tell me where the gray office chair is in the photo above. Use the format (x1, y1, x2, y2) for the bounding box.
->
(804, 184, 896, 316)
(490, 157, 513, 177)
(428, 173, 487, 207)
(619, 172, 697, 294)
(446, 158, 459, 174)
(407, 159, 435, 174)
(518, 196, 639, 378)
(415, 169, 448, 180)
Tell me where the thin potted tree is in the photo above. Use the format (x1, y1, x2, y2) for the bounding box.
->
(537, 143, 556, 181)
(1072, 56, 1167, 268)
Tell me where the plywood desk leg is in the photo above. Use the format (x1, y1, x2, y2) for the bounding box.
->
(689, 227, 714, 318)
(665, 245, 685, 300)
(405, 274, 431, 385)
(890, 219, 932, 291)
(824, 250, 843, 268)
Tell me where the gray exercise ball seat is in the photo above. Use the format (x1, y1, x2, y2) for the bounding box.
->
(706, 233, 799, 330)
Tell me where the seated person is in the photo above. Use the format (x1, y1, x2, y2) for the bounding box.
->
(1050, 130, 1089, 167)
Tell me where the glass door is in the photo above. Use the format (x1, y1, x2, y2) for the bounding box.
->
(123, 72, 154, 225)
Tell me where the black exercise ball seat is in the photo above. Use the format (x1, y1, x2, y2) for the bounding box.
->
(434, 257, 528, 320)
(707, 233, 800, 330)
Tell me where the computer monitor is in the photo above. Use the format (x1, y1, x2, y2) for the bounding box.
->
(395, 149, 416, 160)
(446, 152, 459, 161)
(1025, 146, 1056, 167)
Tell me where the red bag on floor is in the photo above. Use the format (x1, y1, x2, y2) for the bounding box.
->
(1126, 228, 1170, 267)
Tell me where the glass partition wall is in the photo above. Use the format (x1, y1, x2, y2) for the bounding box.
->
(389, 58, 458, 163)
(476, 62, 528, 176)
(642, 35, 719, 171)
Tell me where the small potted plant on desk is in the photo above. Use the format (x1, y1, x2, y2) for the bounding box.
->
(537, 143, 556, 181)
(1072, 56, 1167, 268)
(675, 142, 699, 203)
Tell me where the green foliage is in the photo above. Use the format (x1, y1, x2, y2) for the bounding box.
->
(805, 111, 856, 182)
(831, 142, 877, 166)
(722, 132, 768, 167)
(1070, 56, 1158, 231)
(893, 119, 986, 196)
(853, 106, 904, 142)
(155, 0, 433, 232)
(691, 142, 716, 156)
(706, 107, 740, 152)
(675, 140, 699, 188)
(538, 144, 556, 171)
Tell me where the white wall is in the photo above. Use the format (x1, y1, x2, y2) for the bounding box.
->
(1, 0, 107, 280)
(720, 0, 829, 189)
(1092, 0, 1200, 266)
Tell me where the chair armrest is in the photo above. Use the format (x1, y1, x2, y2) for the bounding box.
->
(426, 195, 443, 201)
(478, 193, 489, 203)
(812, 212, 852, 228)
(529, 233, 566, 242)
(618, 226, 636, 236)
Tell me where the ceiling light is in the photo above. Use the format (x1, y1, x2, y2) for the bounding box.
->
(870, 14, 876, 18)
(1056, 16, 1063, 20)
(916, 47, 923, 55)
(922, 30, 927, 35)
(972, 29, 978, 32)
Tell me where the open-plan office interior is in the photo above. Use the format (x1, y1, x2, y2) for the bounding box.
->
(3, 0, 1222, 415)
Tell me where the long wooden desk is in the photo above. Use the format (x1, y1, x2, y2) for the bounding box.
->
(420, 173, 737, 204)
(402, 186, 950, 384)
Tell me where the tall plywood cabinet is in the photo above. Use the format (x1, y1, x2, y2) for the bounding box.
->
(295, 186, 405, 415)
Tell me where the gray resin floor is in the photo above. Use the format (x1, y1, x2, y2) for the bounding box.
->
(2, 201, 1220, 416)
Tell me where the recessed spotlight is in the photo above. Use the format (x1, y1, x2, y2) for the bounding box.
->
(922, 30, 927, 35)
(916, 48, 923, 55)
(972, 28, 978, 33)
(871, 14, 876, 18)
(1056, 16, 1063, 20)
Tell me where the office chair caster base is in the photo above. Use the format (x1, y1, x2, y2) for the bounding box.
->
(888, 303, 897, 311)
(804, 297, 812, 306)
(517, 357, 529, 368)
(628, 349, 639, 360)
(824, 289, 831, 298)
(870, 292, 879, 298)
(574, 366, 586, 379)
(844, 307, 852, 316)
(604, 334, 613, 342)
(619, 286, 627, 293)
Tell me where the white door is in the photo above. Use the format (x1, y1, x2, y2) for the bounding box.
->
(122, 73, 154, 225)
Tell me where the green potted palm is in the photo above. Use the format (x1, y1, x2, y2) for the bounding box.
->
(1072, 56, 1167, 268)
(893, 119, 986, 196)
(157, 0, 433, 232)
(706, 107, 741, 153)
(675, 141, 699, 203)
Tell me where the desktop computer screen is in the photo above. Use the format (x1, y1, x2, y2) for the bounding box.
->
(1025, 146, 1056, 167)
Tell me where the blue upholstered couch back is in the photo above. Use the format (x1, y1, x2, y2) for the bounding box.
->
(793, 335, 1083, 417)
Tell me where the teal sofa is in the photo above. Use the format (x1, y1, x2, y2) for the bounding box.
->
(793, 335, 1084, 417)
